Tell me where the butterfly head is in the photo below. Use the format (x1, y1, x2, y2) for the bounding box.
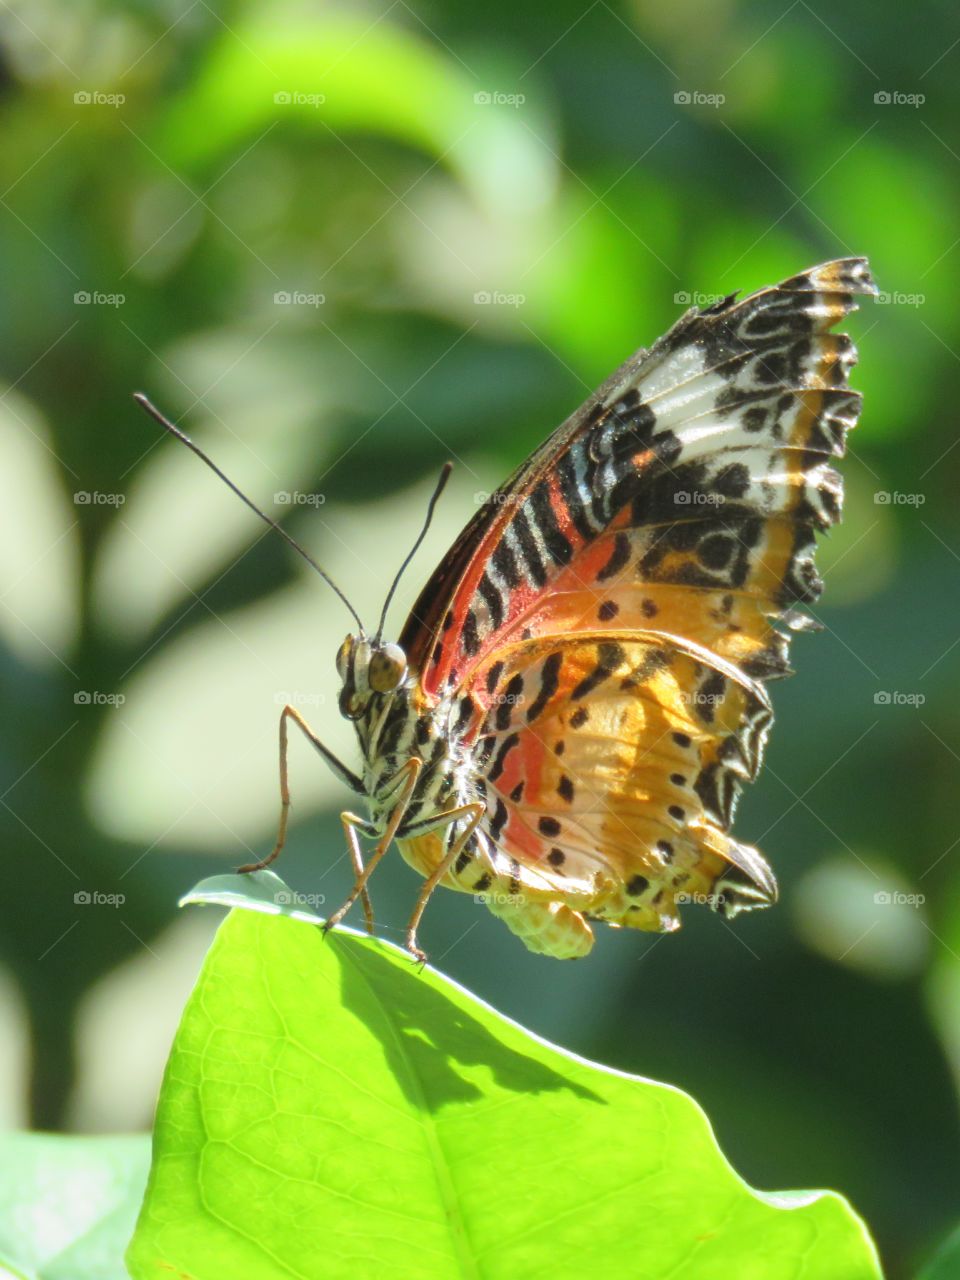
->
(336, 634, 408, 720)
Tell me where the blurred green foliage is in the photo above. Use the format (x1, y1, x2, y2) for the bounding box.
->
(1, 2, 959, 1276)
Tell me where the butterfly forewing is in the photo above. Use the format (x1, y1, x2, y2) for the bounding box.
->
(403, 258, 872, 691)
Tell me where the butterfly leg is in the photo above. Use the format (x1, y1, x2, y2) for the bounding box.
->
(340, 811, 377, 935)
(238, 704, 365, 897)
(402, 801, 485, 965)
(323, 756, 423, 936)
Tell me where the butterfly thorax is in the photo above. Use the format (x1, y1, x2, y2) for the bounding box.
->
(336, 633, 473, 834)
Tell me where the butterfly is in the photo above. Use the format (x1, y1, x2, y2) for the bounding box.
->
(137, 256, 874, 961)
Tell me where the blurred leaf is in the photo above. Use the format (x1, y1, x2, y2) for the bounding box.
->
(0, 1133, 149, 1280)
(917, 1223, 960, 1279)
(127, 886, 881, 1279)
(155, 15, 555, 219)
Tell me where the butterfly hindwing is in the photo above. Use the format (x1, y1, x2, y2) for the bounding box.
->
(451, 633, 775, 955)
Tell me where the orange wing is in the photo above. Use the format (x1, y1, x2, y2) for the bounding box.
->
(453, 634, 774, 956)
(396, 259, 873, 957)
(401, 258, 874, 693)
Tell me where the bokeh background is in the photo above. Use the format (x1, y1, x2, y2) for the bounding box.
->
(0, 1, 958, 1275)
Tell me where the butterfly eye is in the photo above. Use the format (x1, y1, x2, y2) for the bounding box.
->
(368, 644, 407, 693)
(335, 635, 353, 679)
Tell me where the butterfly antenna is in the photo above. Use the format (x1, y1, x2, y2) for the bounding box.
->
(132, 393, 365, 633)
(375, 461, 453, 642)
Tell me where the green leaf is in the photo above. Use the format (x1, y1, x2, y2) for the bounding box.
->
(127, 878, 882, 1279)
(0, 1133, 150, 1280)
